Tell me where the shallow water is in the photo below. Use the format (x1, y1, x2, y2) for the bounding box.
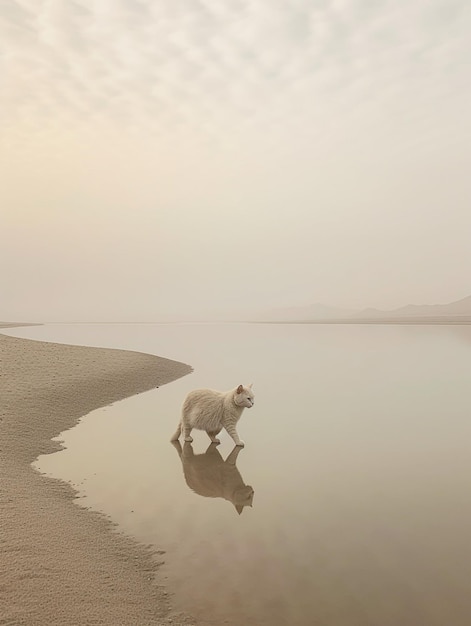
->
(8, 323, 471, 625)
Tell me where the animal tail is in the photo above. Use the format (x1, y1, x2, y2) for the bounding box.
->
(170, 421, 182, 442)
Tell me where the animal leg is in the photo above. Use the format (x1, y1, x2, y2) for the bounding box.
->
(224, 424, 245, 447)
(225, 445, 243, 465)
(205, 442, 222, 455)
(171, 440, 183, 457)
(182, 441, 194, 458)
(183, 423, 193, 442)
(206, 429, 221, 444)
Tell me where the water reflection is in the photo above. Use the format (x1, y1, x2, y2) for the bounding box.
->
(172, 441, 254, 514)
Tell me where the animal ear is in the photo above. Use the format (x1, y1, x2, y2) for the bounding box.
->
(249, 383, 253, 389)
(236, 385, 243, 394)
(235, 505, 244, 515)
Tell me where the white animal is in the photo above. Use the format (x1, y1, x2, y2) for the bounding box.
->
(171, 384, 254, 447)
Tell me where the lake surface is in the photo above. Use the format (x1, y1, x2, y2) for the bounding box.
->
(7, 323, 471, 625)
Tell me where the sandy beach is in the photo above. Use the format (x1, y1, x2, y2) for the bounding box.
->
(0, 325, 194, 626)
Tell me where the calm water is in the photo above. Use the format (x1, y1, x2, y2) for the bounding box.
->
(7, 323, 471, 625)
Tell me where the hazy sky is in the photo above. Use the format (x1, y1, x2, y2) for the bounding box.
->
(1, 0, 470, 321)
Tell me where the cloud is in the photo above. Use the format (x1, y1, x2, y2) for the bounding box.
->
(0, 0, 469, 152)
(1, 0, 471, 319)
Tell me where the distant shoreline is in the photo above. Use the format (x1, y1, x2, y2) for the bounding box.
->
(3, 318, 471, 327)
(251, 317, 471, 325)
(0, 321, 42, 328)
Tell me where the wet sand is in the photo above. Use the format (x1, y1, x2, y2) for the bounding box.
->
(0, 326, 194, 625)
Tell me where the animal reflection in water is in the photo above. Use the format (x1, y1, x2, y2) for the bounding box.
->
(172, 442, 254, 514)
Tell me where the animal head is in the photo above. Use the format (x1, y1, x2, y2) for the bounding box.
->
(235, 384, 254, 408)
(233, 485, 255, 515)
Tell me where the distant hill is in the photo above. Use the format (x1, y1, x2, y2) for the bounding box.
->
(253, 294, 471, 324)
(351, 294, 471, 320)
(255, 303, 357, 322)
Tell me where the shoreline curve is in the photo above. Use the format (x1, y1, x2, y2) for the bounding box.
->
(0, 326, 194, 626)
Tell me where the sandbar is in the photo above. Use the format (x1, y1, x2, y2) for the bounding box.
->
(0, 325, 194, 625)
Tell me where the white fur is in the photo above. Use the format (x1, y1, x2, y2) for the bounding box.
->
(171, 384, 254, 447)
